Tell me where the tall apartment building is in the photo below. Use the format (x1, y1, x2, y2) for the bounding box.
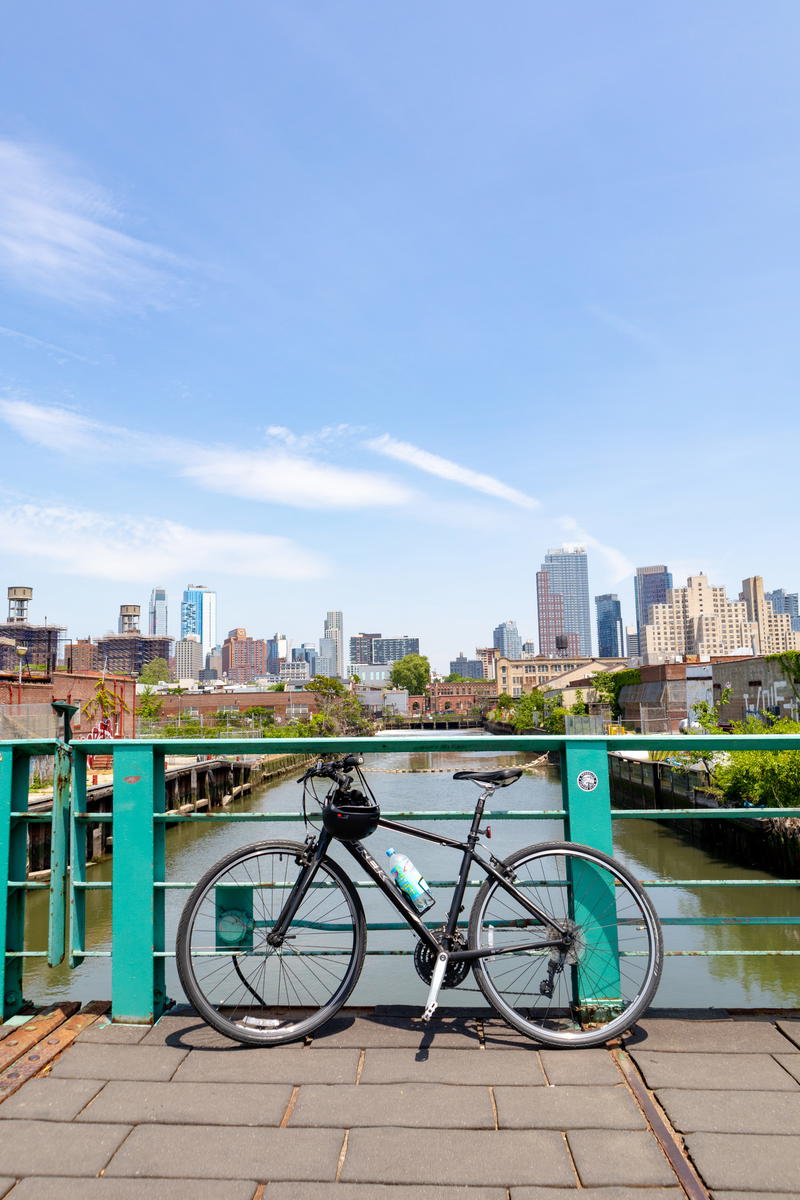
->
(221, 628, 268, 684)
(292, 644, 318, 675)
(634, 565, 672, 644)
(180, 586, 217, 660)
(640, 574, 757, 661)
(349, 633, 381, 664)
(740, 576, 800, 654)
(148, 587, 168, 637)
(318, 636, 338, 677)
(626, 626, 639, 659)
(323, 611, 344, 677)
(371, 636, 419, 664)
(536, 546, 591, 657)
(449, 652, 484, 679)
(766, 588, 800, 633)
(175, 634, 204, 680)
(493, 620, 522, 661)
(475, 647, 497, 680)
(266, 633, 288, 676)
(595, 594, 623, 658)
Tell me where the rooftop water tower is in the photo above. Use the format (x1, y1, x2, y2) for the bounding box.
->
(7, 587, 33, 624)
(118, 605, 141, 635)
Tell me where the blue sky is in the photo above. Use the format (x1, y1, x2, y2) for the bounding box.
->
(1, 3, 798, 670)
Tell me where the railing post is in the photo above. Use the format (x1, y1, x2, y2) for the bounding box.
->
(112, 745, 167, 1022)
(69, 750, 87, 967)
(0, 747, 31, 1016)
(560, 738, 622, 1020)
(47, 741, 71, 967)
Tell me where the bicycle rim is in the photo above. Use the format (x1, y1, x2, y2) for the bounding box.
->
(177, 841, 366, 1045)
(469, 842, 662, 1047)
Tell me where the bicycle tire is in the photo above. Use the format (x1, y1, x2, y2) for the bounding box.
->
(468, 841, 663, 1047)
(176, 840, 366, 1046)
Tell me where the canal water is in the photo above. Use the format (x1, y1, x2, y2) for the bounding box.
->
(21, 735, 800, 1010)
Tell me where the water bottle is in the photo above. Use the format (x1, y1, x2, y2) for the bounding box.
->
(385, 848, 435, 913)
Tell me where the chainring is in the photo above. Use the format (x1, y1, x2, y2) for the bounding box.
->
(413, 927, 470, 989)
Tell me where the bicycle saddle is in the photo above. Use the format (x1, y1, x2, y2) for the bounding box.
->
(452, 768, 523, 787)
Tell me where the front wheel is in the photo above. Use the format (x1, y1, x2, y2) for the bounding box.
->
(176, 840, 366, 1045)
(468, 841, 663, 1047)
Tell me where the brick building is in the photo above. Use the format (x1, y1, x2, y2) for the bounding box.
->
(0, 671, 137, 738)
(428, 679, 497, 715)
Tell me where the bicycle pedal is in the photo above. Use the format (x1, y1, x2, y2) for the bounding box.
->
(421, 1001, 438, 1023)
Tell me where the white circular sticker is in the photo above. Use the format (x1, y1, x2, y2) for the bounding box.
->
(576, 770, 599, 792)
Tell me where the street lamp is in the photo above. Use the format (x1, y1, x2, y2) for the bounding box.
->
(15, 645, 28, 685)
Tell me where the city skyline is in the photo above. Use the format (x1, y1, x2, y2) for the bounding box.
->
(0, 7, 797, 673)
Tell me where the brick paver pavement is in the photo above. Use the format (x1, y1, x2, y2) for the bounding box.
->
(0, 1007, 797, 1197)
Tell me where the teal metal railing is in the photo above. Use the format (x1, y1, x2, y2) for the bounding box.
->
(2, 733, 800, 1022)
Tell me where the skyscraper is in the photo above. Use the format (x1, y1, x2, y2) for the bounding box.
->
(766, 588, 800, 633)
(634, 566, 672, 645)
(536, 546, 591, 657)
(148, 587, 168, 637)
(492, 620, 522, 660)
(181, 585, 218, 660)
(595, 594, 624, 658)
(324, 611, 344, 677)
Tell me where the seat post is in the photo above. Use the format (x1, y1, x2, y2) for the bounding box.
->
(468, 783, 494, 841)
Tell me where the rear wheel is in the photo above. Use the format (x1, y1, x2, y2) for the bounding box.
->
(176, 840, 366, 1045)
(468, 841, 662, 1047)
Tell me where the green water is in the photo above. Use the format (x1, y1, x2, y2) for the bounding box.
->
(20, 737, 800, 1010)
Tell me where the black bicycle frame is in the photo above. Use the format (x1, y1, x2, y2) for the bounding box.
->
(269, 789, 570, 961)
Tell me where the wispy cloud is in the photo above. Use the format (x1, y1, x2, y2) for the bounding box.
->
(0, 139, 184, 308)
(0, 502, 326, 583)
(0, 325, 97, 364)
(365, 433, 539, 510)
(586, 304, 663, 353)
(0, 399, 413, 510)
(559, 516, 634, 582)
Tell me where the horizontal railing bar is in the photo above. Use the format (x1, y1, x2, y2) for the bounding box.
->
(65, 733, 800, 753)
(612, 808, 800, 819)
(10, 813, 53, 822)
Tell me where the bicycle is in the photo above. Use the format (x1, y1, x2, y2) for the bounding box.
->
(176, 754, 663, 1047)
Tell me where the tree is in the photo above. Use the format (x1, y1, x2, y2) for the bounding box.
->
(139, 657, 171, 684)
(304, 676, 372, 735)
(569, 689, 588, 715)
(444, 672, 472, 683)
(591, 668, 640, 717)
(389, 654, 431, 694)
(137, 686, 163, 722)
(267, 682, 286, 692)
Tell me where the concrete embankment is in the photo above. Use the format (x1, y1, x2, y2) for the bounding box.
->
(26, 752, 314, 877)
(610, 752, 800, 876)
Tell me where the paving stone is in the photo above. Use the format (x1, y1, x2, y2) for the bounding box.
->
(776, 1019, 800, 1050)
(309, 1012, 480, 1049)
(658, 1087, 800, 1134)
(76, 1080, 292, 1125)
(173, 1047, 359, 1084)
(105, 1124, 342, 1181)
(494, 1084, 645, 1130)
(629, 1017, 790, 1053)
(0, 1119, 131, 1177)
(139, 1012, 301, 1050)
(49, 1043, 188, 1081)
(340, 1127, 574, 1186)
(0, 1076, 104, 1121)
(773, 1053, 800, 1086)
(78, 1022, 150, 1044)
(265, 1187, 505, 1200)
(567, 1129, 675, 1187)
(7, 1180, 257, 1199)
(360, 1047, 547, 1086)
(291, 1083, 495, 1128)
(684, 1132, 800, 1192)
(713, 1194, 800, 1200)
(511, 1191, 682, 1200)
(630, 1049, 800, 1091)
(539, 1049, 620, 1085)
(480, 1018, 543, 1051)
